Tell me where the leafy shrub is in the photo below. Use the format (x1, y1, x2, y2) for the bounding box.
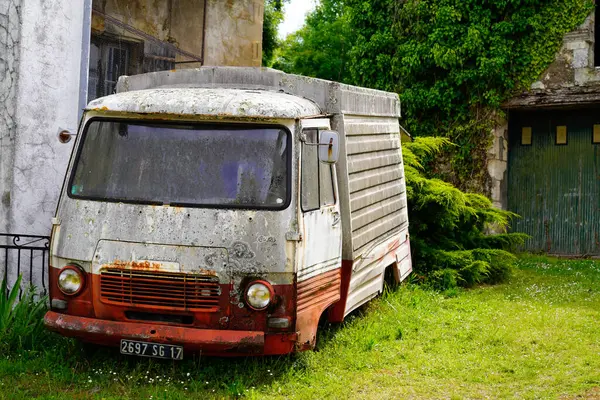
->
(429, 269, 459, 291)
(0, 275, 48, 353)
(404, 137, 527, 289)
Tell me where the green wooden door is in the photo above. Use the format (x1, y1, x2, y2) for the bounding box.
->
(507, 109, 600, 256)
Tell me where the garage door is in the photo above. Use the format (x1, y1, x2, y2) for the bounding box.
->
(507, 109, 600, 256)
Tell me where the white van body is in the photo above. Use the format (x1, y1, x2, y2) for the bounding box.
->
(44, 67, 411, 356)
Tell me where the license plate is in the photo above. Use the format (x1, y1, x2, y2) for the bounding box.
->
(120, 339, 183, 360)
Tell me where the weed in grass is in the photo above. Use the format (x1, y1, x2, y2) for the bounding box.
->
(0, 275, 49, 354)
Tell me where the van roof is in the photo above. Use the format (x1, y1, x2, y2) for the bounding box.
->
(86, 88, 323, 119)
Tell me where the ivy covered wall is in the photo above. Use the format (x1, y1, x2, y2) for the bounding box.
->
(274, 0, 595, 194)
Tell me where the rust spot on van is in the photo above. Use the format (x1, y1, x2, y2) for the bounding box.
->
(110, 259, 162, 271)
(197, 268, 218, 277)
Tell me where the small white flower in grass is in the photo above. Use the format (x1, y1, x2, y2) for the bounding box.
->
(187, 372, 190, 377)
(88, 379, 92, 383)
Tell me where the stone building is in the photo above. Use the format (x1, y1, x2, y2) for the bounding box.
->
(0, 0, 264, 237)
(490, 10, 600, 255)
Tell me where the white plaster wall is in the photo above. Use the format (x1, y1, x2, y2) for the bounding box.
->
(9, 0, 85, 235)
(0, 0, 22, 234)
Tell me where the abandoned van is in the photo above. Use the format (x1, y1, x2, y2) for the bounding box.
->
(44, 67, 412, 357)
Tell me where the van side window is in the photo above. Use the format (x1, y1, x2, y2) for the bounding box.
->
(302, 129, 336, 211)
(302, 129, 320, 211)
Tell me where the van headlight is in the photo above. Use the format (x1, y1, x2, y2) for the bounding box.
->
(245, 281, 273, 310)
(58, 265, 85, 296)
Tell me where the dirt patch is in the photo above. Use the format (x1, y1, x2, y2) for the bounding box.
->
(562, 387, 600, 399)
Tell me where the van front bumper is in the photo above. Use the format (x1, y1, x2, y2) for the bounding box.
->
(44, 311, 297, 356)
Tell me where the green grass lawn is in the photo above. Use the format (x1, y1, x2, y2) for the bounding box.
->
(1, 255, 599, 399)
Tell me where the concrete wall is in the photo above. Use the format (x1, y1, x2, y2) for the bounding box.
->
(92, 0, 263, 68)
(203, 0, 263, 67)
(0, 0, 22, 233)
(0, 0, 86, 235)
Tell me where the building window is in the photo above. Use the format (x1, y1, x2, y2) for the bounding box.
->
(593, 124, 600, 143)
(87, 35, 176, 103)
(556, 126, 568, 145)
(521, 127, 532, 145)
(88, 37, 138, 102)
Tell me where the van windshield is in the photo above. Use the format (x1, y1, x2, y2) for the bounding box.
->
(69, 120, 290, 209)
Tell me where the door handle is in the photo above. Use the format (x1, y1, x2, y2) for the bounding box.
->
(332, 211, 341, 226)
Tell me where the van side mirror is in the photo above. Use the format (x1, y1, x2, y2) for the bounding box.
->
(318, 130, 340, 164)
(57, 128, 76, 144)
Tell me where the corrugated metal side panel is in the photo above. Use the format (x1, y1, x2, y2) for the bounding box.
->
(508, 110, 600, 256)
(341, 116, 408, 259)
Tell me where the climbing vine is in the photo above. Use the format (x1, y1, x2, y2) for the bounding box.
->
(271, 0, 593, 288)
(275, 0, 593, 189)
(345, 0, 594, 189)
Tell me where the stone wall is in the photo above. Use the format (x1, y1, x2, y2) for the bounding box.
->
(506, 11, 600, 109)
(487, 116, 508, 210)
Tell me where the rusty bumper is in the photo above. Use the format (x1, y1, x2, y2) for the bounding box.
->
(44, 311, 296, 356)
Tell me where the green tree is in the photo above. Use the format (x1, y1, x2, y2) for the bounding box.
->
(262, 0, 287, 66)
(272, 0, 353, 82)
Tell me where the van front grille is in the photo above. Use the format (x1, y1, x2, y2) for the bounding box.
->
(100, 268, 221, 311)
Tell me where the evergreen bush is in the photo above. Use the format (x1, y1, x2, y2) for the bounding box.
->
(404, 137, 528, 289)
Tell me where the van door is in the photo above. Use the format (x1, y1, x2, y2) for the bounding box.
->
(296, 119, 343, 346)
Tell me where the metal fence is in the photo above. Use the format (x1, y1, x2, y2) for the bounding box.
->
(0, 233, 50, 298)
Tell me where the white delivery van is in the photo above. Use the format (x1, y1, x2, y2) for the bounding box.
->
(44, 67, 412, 358)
